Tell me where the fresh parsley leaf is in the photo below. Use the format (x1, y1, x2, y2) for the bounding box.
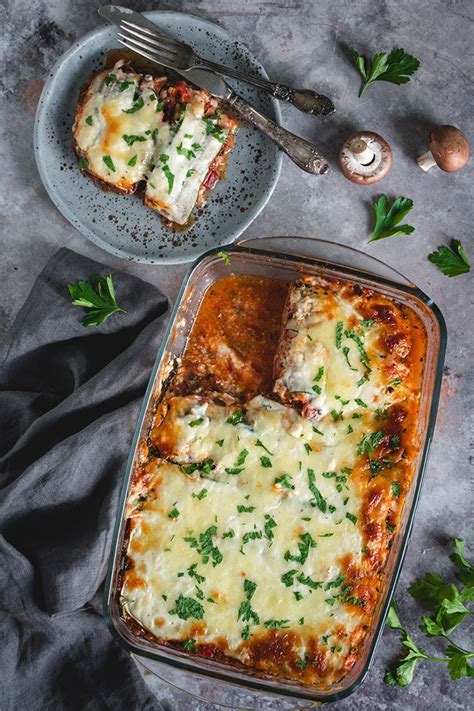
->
(445, 645, 474, 680)
(350, 47, 420, 97)
(428, 240, 470, 278)
(67, 273, 126, 327)
(217, 250, 231, 265)
(369, 195, 415, 242)
(450, 538, 474, 585)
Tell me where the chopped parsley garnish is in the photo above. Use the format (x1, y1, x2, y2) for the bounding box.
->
(235, 449, 249, 466)
(335, 395, 350, 405)
(345, 329, 371, 369)
(177, 142, 196, 160)
(335, 321, 344, 348)
(347, 424, 354, 434)
(260, 456, 272, 468)
(122, 134, 146, 146)
(119, 80, 134, 92)
(184, 525, 222, 566)
(127, 154, 137, 167)
(222, 529, 235, 538)
(186, 168, 196, 178)
(391, 378, 403, 387)
(224, 467, 244, 475)
(355, 398, 368, 408)
(226, 410, 246, 425)
(294, 591, 304, 601)
(217, 250, 231, 265)
(264, 514, 277, 541)
(264, 619, 290, 629)
(304, 443, 312, 455)
(391, 481, 402, 497)
(242, 530, 262, 544)
(386, 521, 396, 534)
(390, 434, 400, 450)
(169, 594, 204, 620)
(313, 366, 324, 381)
(122, 97, 145, 114)
(325, 574, 344, 590)
(256, 439, 273, 455)
(274, 473, 295, 490)
(297, 572, 322, 590)
(78, 156, 89, 171)
(237, 579, 259, 626)
(192, 488, 208, 500)
(281, 569, 298, 587)
(156, 99, 165, 111)
(187, 563, 205, 584)
(85, 115, 93, 126)
(346, 512, 358, 525)
(342, 345, 357, 371)
(188, 417, 203, 427)
(168, 507, 180, 519)
(192, 142, 203, 152)
(162, 163, 175, 194)
(284, 532, 317, 565)
(308, 469, 327, 513)
(216, 439, 224, 447)
(357, 375, 369, 387)
(312, 426, 324, 436)
(360, 319, 375, 327)
(102, 155, 116, 172)
(203, 118, 225, 143)
(183, 638, 196, 651)
(357, 431, 384, 456)
(331, 409, 343, 421)
(237, 504, 255, 513)
(104, 73, 116, 86)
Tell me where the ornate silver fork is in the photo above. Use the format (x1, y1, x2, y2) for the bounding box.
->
(99, 6, 335, 117)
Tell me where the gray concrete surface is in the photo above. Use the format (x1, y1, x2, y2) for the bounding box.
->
(2, 0, 473, 709)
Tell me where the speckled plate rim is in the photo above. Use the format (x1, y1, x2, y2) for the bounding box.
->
(33, 11, 282, 265)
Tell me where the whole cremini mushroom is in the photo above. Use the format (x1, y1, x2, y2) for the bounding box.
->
(417, 125, 470, 172)
(338, 131, 392, 184)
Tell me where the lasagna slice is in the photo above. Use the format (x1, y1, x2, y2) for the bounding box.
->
(73, 60, 165, 193)
(273, 276, 413, 421)
(73, 62, 237, 225)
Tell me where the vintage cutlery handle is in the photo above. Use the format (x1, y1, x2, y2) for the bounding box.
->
(228, 94, 329, 175)
(272, 85, 335, 116)
(193, 58, 335, 117)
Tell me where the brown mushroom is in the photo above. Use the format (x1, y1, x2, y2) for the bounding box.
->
(417, 125, 470, 172)
(338, 131, 392, 184)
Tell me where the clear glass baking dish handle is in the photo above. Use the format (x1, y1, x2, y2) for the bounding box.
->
(234, 236, 415, 289)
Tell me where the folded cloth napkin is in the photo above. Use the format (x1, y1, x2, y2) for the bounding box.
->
(0, 248, 170, 710)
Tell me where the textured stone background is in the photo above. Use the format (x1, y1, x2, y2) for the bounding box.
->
(2, 0, 472, 709)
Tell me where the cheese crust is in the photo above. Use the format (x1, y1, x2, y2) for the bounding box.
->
(120, 274, 427, 688)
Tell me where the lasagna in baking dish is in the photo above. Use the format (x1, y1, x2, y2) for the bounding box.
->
(120, 274, 427, 687)
(73, 60, 237, 225)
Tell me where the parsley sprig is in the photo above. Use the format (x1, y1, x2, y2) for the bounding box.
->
(384, 539, 474, 686)
(370, 195, 415, 242)
(68, 273, 126, 327)
(350, 47, 420, 97)
(428, 240, 471, 278)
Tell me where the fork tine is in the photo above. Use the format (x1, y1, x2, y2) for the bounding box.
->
(117, 35, 174, 70)
(120, 19, 185, 50)
(117, 31, 178, 63)
(119, 25, 180, 59)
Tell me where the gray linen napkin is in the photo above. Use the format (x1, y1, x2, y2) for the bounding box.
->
(0, 248, 170, 710)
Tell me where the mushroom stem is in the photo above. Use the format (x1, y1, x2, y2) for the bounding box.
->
(417, 150, 438, 171)
(349, 138, 375, 165)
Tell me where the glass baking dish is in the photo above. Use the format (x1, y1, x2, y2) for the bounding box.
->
(104, 238, 446, 707)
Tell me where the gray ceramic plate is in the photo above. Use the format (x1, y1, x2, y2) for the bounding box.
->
(34, 11, 282, 264)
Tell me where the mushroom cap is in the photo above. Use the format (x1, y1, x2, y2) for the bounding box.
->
(429, 125, 470, 172)
(338, 131, 392, 185)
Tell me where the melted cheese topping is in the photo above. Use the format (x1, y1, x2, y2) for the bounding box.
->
(123, 397, 365, 681)
(145, 93, 229, 224)
(73, 64, 162, 191)
(121, 274, 427, 687)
